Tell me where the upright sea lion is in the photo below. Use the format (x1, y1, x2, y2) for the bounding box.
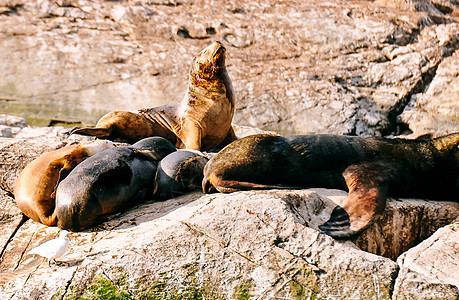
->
(13, 140, 115, 226)
(70, 41, 237, 151)
(154, 150, 210, 199)
(202, 133, 459, 238)
(55, 137, 176, 231)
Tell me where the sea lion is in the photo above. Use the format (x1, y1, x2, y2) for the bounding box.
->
(202, 133, 459, 238)
(13, 140, 115, 226)
(154, 150, 210, 199)
(70, 41, 237, 151)
(55, 137, 176, 231)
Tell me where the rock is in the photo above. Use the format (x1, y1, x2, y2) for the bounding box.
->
(0, 126, 12, 138)
(0, 115, 28, 129)
(354, 198, 459, 260)
(1, 0, 458, 136)
(1, 190, 399, 299)
(393, 222, 459, 299)
(0, 136, 458, 298)
(376, 0, 444, 14)
(399, 47, 459, 137)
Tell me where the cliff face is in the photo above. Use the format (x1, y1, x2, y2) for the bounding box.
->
(1, 0, 458, 136)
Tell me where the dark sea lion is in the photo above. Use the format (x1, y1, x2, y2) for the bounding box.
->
(70, 41, 237, 151)
(13, 140, 115, 226)
(154, 150, 210, 199)
(55, 137, 176, 231)
(202, 133, 459, 238)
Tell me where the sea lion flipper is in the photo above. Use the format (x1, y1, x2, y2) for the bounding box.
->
(180, 119, 202, 150)
(69, 127, 112, 138)
(319, 162, 397, 239)
(203, 175, 300, 194)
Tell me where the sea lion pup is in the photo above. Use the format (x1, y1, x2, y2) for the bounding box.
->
(202, 133, 459, 238)
(13, 140, 115, 226)
(70, 41, 237, 151)
(55, 137, 176, 231)
(154, 150, 210, 199)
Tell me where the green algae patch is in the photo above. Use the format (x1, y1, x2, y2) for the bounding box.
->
(134, 263, 225, 299)
(233, 279, 253, 300)
(56, 273, 133, 300)
(79, 273, 133, 300)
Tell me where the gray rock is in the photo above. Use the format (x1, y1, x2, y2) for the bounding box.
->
(0, 115, 28, 129)
(1, 190, 399, 299)
(0, 126, 12, 138)
(393, 222, 459, 299)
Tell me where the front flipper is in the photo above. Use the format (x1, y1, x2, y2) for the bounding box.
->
(68, 127, 112, 139)
(179, 119, 202, 150)
(319, 161, 398, 239)
(202, 173, 302, 194)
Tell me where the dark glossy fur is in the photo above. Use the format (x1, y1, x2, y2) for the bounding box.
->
(55, 137, 176, 231)
(203, 133, 459, 238)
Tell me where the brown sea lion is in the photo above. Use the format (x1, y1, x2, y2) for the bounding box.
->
(13, 140, 115, 226)
(70, 41, 237, 151)
(202, 133, 459, 238)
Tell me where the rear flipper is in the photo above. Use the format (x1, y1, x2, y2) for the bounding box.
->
(68, 127, 112, 139)
(319, 161, 399, 239)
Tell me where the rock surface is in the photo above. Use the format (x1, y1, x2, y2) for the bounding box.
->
(1, 0, 458, 136)
(393, 222, 459, 299)
(0, 136, 458, 299)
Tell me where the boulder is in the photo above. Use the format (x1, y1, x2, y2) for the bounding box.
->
(393, 222, 459, 299)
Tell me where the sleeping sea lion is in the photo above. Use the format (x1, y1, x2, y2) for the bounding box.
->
(70, 41, 237, 151)
(154, 150, 210, 199)
(202, 133, 459, 238)
(13, 140, 115, 226)
(55, 137, 176, 231)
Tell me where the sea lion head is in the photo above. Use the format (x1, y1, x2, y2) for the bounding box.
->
(191, 41, 226, 82)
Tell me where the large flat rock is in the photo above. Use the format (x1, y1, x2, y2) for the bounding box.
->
(0, 187, 457, 299)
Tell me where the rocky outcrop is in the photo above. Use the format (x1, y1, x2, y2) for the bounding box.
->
(0, 136, 458, 299)
(393, 222, 459, 299)
(1, 0, 458, 136)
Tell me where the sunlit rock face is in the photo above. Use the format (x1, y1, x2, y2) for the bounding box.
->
(0, 0, 458, 136)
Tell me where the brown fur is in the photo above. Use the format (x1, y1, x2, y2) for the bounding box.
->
(14, 140, 114, 226)
(70, 41, 237, 151)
